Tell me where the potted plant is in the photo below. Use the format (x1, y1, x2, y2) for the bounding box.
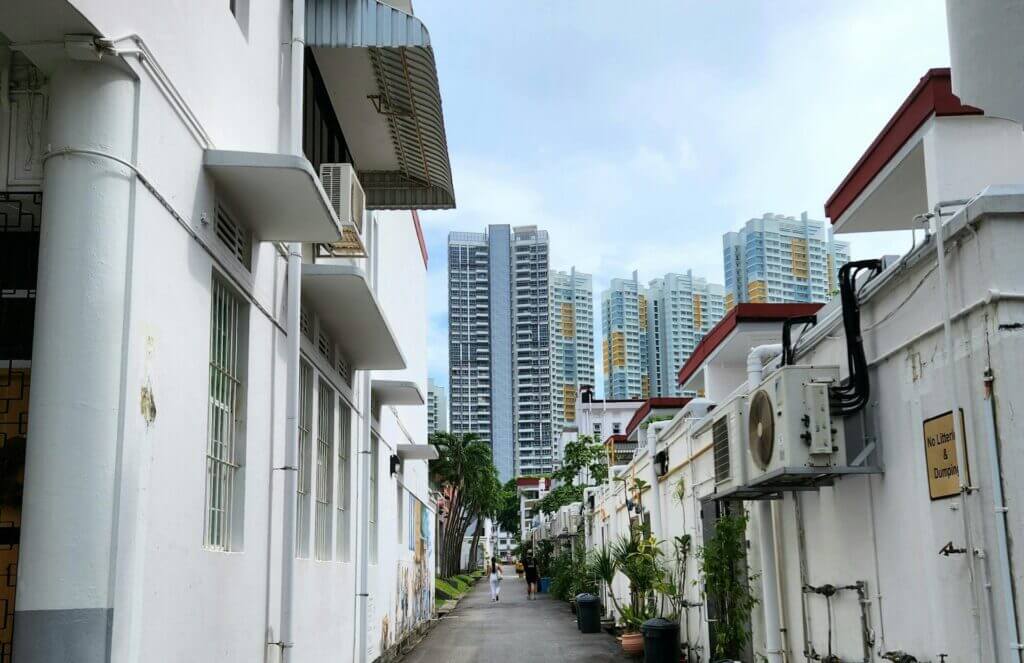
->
(589, 545, 620, 631)
(611, 533, 665, 656)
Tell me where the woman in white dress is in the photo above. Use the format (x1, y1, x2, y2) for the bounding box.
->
(489, 557, 503, 602)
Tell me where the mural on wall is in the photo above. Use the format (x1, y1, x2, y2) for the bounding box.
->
(383, 493, 434, 653)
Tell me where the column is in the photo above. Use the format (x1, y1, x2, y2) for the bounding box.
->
(14, 59, 135, 663)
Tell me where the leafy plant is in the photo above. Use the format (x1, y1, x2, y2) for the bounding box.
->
(698, 513, 759, 658)
(611, 534, 667, 632)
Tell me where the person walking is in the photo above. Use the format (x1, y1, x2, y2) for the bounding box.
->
(489, 556, 503, 602)
(523, 554, 540, 599)
(515, 558, 524, 580)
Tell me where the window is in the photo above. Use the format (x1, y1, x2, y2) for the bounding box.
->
(337, 403, 352, 561)
(204, 277, 248, 551)
(369, 435, 380, 564)
(612, 422, 622, 435)
(397, 484, 405, 544)
(296, 361, 313, 558)
(314, 379, 335, 561)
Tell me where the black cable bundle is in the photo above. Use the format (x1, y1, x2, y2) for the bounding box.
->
(830, 259, 883, 416)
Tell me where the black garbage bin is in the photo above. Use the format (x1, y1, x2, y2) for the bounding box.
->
(641, 617, 680, 662)
(576, 593, 601, 633)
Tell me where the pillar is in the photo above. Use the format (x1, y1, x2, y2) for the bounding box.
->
(14, 59, 135, 663)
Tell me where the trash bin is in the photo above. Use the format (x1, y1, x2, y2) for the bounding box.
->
(539, 577, 551, 593)
(576, 594, 601, 633)
(641, 618, 680, 663)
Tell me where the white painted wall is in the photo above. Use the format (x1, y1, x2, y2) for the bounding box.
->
(7, 2, 437, 662)
(585, 193, 1024, 662)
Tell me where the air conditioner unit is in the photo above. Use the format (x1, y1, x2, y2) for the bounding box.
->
(746, 365, 846, 482)
(319, 163, 367, 257)
(693, 394, 748, 496)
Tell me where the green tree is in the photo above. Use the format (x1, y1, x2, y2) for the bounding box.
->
(429, 432, 500, 576)
(494, 478, 521, 536)
(554, 434, 608, 487)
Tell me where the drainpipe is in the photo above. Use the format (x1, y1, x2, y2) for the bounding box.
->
(748, 345, 784, 663)
(983, 368, 1023, 661)
(646, 421, 670, 542)
(277, 0, 305, 659)
(932, 202, 986, 662)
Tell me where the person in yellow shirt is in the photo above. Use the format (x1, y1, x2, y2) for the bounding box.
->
(515, 559, 525, 579)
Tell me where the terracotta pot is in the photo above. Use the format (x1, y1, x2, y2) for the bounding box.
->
(619, 631, 644, 656)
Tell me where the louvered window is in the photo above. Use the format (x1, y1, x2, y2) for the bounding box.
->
(215, 206, 252, 270)
(713, 417, 731, 484)
(336, 352, 352, 386)
(300, 307, 312, 340)
(317, 329, 332, 360)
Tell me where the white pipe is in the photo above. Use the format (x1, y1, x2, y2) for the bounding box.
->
(747, 345, 784, 663)
(355, 372, 373, 663)
(645, 421, 670, 541)
(932, 204, 986, 662)
(983, 369, 1024, 661)
(277, 0, 305, 659)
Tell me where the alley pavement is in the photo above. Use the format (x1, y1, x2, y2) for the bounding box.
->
(402, 566, 631, 663)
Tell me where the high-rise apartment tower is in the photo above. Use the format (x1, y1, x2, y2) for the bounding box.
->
(723, 212, 851, 309)
(549, 268, 595, 438)
(448, 225, 551, 480)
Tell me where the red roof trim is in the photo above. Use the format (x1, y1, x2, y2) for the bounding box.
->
(624, 397, 692, 438)
(412, 210, 428, 268)
(825, 68, 983, 224)
(676, 303, 824, 387)
(604, 434, 628, 445)
(516, 477, 549, 487)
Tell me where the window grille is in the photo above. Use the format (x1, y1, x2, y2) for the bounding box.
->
(369, 435, 379, 564)
(214, 206, 252, 270)
(337, 403, 352, 561)
(315, 379, 334, 561)
(205, 278, 244, 550)
(297, 361, 313, 558)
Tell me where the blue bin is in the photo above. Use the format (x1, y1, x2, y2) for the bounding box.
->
(539, 577, 551, 593)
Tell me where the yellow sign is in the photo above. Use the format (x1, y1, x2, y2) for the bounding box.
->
(922, 410, 969, 500)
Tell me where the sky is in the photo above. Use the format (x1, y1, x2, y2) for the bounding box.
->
(414, 1, 951, 396)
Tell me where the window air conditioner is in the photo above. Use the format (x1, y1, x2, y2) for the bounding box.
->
(319, 163, 367, 257)
(746, 365, 846, 482)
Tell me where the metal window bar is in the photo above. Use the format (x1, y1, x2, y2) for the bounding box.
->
(369, 436, 379, 565)
(296, 361, 313, 558)
(314, 379, 334, 561)
(205, 279, 241, 551)
(336, 403, 351, 561)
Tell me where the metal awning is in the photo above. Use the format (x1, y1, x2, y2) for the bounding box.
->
(371, 379, 424, 405)
(306, 0, 455, 210)
(397, 443, 438, 461)
(204, 150, 343, 242)
(301, 263, 405, 369)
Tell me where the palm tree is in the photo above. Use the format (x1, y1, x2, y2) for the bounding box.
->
(429, 432, 499, 576)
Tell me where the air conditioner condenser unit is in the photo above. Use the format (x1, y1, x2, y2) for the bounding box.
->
(746, 365, 846, 483)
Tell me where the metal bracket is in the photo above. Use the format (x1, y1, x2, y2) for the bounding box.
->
(274, 465, 298, 471)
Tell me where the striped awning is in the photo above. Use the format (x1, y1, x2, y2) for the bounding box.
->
(306, 0, 455, 210)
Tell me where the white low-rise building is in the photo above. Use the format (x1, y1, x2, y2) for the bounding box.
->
(587, 68, 1024, 663)
(0, 1, 455, 661)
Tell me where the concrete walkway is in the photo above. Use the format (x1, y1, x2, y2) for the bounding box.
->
(402, 566, 631, 663)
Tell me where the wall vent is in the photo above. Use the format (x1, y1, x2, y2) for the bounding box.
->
(215, 206, 252, 270)
(300, 307, 312, 340)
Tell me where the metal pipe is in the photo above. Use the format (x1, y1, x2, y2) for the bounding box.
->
(277, 0, 306, 659)
(749, 345, 785, 663)
(983, 368, 1024, 661)
(931, 201, 985, 662)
